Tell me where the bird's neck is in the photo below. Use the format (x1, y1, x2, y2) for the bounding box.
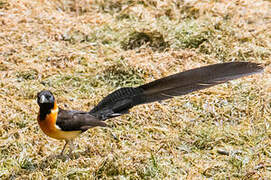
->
(39, 102, 58, 120)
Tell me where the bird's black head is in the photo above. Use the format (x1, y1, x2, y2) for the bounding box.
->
(37, 90, 55, 110)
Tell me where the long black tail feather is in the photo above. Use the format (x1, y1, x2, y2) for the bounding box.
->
(89, 62, 263, 120)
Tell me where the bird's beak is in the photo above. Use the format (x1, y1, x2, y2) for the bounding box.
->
(39, 95, 48, 103)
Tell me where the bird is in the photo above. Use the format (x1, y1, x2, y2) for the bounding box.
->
(36, 62, 263, 156)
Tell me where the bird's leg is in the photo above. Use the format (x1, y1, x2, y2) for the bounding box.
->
(74, 0, 79, 16)
(110, 130, 119, 141)
(68, 140, 75, 157)
(61, 140, 69, 156)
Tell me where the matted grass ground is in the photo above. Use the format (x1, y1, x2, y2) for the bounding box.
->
(1, 0, 271, 179)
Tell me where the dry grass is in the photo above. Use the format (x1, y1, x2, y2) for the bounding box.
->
(1, 0, 271, 179)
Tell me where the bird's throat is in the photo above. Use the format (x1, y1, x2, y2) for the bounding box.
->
(39, 102, 58, 121)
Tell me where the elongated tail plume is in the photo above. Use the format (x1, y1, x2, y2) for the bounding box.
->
(90, 62, 263, 120)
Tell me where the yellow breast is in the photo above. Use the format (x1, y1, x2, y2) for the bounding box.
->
(38, 104, 81, 140)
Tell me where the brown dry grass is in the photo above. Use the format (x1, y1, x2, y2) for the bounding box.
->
(1, 0, 271, 179)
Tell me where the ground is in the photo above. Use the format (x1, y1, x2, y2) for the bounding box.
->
(1, 0, 271, 179)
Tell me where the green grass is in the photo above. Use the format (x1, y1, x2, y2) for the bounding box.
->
(1, 0, 271, 179)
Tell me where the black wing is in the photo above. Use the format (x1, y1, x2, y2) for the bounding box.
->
(56, 108, 107, 132)
(89, 62, 263, 120)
